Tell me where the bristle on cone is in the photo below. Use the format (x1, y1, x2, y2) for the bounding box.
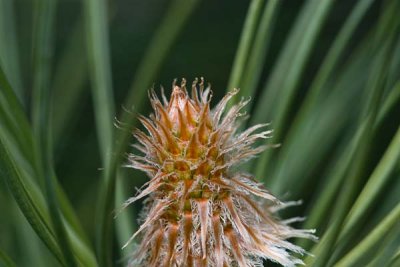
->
(122, 78, 316, 267)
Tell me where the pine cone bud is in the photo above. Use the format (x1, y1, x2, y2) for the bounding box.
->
(123, 78, 316, 267)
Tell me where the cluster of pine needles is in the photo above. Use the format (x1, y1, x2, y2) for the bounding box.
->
(0, 0, 399, 266)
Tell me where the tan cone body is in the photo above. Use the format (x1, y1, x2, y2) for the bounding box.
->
(124, 79, 315, 267)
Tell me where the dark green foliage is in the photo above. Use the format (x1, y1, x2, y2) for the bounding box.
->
(0, 0, 399, 266)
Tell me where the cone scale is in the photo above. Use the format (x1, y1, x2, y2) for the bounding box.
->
(123, 79, 315, 267)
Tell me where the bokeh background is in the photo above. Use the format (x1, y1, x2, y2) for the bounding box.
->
(1, 0, 399, 266)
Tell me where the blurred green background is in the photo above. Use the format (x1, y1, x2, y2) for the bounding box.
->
(1, 0, 400, 266)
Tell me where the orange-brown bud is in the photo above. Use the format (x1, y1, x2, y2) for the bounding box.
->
(123, 79, 316, 267)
